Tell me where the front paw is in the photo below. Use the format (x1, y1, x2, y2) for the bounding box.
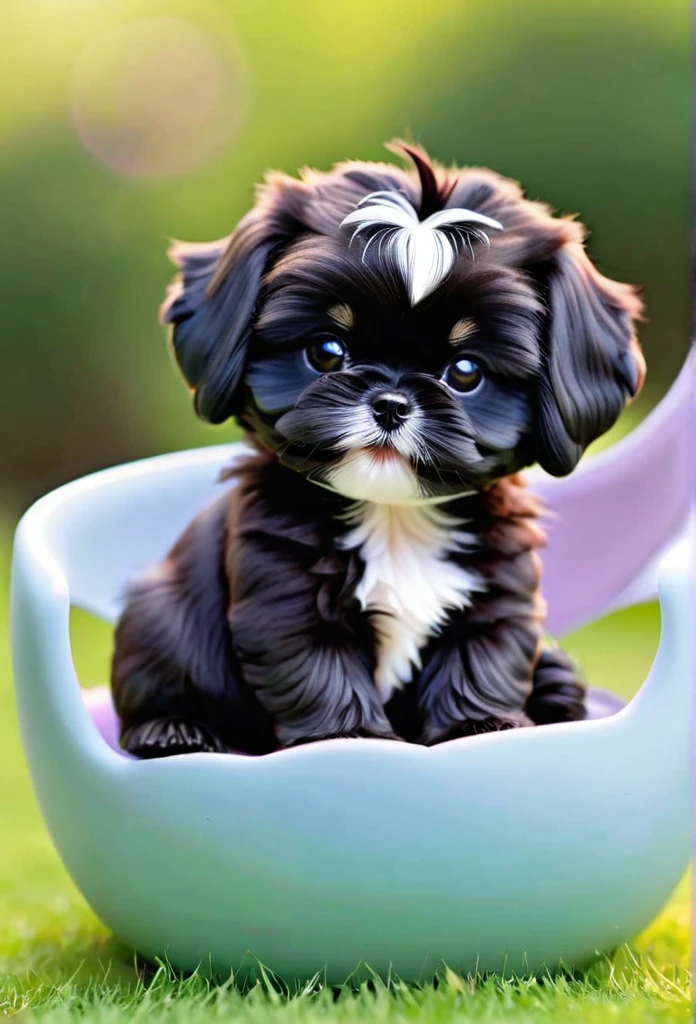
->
(421, 713, 533, 746)
(121, 718, 228, 759)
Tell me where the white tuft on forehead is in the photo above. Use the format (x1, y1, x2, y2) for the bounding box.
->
(340, 191, 503, 306)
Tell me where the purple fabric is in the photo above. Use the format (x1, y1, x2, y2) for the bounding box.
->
(583, 688, 625, 720)
(82, 685, 624, 756)
(83, 687, 134, 758)
(535, 350, 693, 634)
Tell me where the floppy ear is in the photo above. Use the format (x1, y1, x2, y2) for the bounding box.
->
(533, 240, 645, 476)
(159, 208, 290, 424)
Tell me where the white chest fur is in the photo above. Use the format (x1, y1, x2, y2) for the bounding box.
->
(340, 503, 484, 702)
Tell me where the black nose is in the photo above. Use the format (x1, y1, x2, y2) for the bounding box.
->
(370, 392, 412, 432)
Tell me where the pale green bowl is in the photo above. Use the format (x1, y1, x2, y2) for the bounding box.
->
(9, 430, 692, 984)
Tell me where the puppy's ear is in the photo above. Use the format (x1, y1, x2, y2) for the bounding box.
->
(533, 240, 645, 476)
(159, 195, 299, 423)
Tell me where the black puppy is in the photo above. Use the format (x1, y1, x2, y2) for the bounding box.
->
(111, 142, 645, 756)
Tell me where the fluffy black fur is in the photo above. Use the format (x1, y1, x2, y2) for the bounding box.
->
(112, 142, 645, 756)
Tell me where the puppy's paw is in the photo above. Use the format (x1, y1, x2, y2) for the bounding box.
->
(421, 713, 533, 746)
(121, 718, 228, 759)
(281, 727, 403, 749)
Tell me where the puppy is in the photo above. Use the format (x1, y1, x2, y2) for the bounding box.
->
(111, 141, 645, 756)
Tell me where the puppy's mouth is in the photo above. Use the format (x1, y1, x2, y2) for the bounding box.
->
(272, 393, 493, 502)
(358, 444, 406, 464)
(324, 443, 420, 504)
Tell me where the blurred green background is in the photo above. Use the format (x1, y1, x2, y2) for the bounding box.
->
(0, 0, 689, 519)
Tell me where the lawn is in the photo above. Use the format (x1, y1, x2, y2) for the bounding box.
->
(0, 514, 690, 1021)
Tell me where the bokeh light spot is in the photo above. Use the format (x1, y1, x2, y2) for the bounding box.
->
(70, 17, 249, 179)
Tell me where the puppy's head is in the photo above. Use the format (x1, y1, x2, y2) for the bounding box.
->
(161, 142, 645, 504)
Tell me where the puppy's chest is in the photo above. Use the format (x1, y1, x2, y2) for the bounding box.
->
(339, 503, 484, 703)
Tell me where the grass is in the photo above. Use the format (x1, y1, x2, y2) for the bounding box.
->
(0, 515, 690, 1021)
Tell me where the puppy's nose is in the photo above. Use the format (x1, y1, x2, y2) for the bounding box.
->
(370, 392, 412, 432)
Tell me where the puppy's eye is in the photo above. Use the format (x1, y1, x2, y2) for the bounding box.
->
(305, 339, 346, 374)
(444, 358, 484, 393)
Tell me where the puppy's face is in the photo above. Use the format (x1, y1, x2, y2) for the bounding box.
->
(161, 142, 645, 501)
(241, 239, 541, 503)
